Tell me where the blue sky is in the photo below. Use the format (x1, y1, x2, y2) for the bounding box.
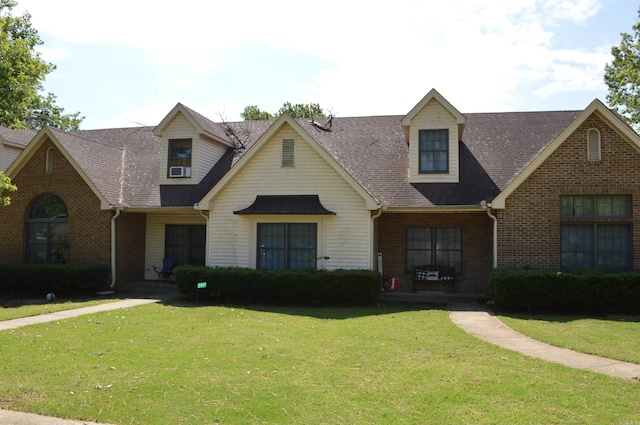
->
(13, 0, 639, 129)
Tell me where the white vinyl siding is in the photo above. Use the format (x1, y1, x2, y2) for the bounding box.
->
(144, 212, 207, 280)
(1, 145, 21, 171)
(199, 137, 227, 180)
(208, 123, 372, 270)
(408, 99, 459, 183)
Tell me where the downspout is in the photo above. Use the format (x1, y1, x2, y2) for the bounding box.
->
(110, 204, 124, 288)
(371, 201, 389, 271)
(482, 200, 498, 269)
(196, 203, 209, 266)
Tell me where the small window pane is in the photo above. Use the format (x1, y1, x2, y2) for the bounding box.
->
(597, 224, 631, 271)
(288, 224, 316, 269)
(596, 195, 631, 218)
(257, 224, 285, 269)
(406, 227, 432, 271)
(560, 196, 593, 217)
(561, 224, 593, 270)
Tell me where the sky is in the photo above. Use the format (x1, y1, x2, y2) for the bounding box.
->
(12, 0, 640, 130)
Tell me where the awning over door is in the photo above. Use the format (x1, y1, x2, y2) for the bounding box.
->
(233, 195, 335, 215)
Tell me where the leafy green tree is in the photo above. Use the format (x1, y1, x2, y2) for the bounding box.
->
(0, 171, 17, 206)
(241, 102, 327, 120)
(240, 105, 275, 121)
(277, 102, 326, 119)
(604, 8, 640, 127)
(0, 0, 83, 130)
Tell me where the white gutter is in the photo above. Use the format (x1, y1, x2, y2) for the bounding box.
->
(110, 204, 124, 288)
(481, 200, 498, 269)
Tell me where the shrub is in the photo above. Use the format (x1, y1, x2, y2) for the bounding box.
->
(489, 267, 640, 313)
(175, 266, 381, 306)
(0, 263, 110, 296)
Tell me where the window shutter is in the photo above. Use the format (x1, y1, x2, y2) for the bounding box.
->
(282, 139, 294, 167)
(587, 129, 601, 161)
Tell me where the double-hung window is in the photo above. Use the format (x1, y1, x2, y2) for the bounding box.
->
(168, 138, 192, 178)
(560, 195, 632, 271)
(257, 223, 317, 269)
(406, 227, 462, 273)
(419, 129, 449, 173)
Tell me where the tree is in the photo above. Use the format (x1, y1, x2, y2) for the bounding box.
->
(0, 0, 83, 130)
(241, 102, 327, 120)
(0, 171, 17, 206)
(277, 102, 326, 119)
(604, 8, 640, 128)
(240, 105, 275, 121)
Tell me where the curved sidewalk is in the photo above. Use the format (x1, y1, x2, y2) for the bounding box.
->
(449, 302, 640, 382)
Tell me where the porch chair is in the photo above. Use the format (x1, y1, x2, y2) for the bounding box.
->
(153, 258, 175, 284)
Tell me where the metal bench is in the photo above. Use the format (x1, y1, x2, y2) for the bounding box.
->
(413, 264, 455, 293)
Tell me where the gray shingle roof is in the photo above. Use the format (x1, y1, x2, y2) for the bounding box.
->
(0, 126, 37, 147)
(41, 107, 583, 209)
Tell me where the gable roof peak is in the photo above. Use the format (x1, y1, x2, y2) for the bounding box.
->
(153, 102, 232, 146)
(401, 88, 466, 127)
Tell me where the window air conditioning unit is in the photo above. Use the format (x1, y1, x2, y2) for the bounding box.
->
(169, 166, 191, 178)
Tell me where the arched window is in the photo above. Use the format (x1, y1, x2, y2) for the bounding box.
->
(25, 194, 68, 263)
(587, 128, 601, 161)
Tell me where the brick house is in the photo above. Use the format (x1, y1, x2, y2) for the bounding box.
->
(1, 89, 639, 295)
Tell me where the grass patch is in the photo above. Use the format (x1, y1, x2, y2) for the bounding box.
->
(0, 297, 120, 322)
(498, 312, 640, 364)
(0, 302, 638, 424)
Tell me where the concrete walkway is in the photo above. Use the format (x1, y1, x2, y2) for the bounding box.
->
(0, 297, 165, 331)
(1, 297, 638, 424)
(449, 302, 640, 382)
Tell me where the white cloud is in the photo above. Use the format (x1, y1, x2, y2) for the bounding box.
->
(13, 0, 618, 125)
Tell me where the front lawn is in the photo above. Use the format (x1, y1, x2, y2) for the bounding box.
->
(0, 302, 638, 424)
(498, 313, 640, 364)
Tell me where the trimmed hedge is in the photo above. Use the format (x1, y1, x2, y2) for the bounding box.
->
(489, 268, 640, 313)
(0, 263, 110, 296)
(175, 266, 381, 306)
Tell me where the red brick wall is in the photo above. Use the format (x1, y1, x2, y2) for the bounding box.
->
(377, 212, 493, 294)
(115, 212, 146, 282)
(499, 112, 640, 269)
(0, 138, 146, 283)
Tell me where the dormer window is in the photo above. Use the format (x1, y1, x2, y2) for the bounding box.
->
(587, 128, 601, 161)
(419, 129, 449, 173)
(168, 138, 192, 178)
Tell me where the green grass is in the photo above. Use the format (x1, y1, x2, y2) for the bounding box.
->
(498, 312, 640, 364)
(0, 297, 119, 321)
(0, 301, 639, 425)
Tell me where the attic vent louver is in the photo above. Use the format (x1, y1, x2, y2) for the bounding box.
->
(282, 139, 294, 167)
(587, 128, 601, 161)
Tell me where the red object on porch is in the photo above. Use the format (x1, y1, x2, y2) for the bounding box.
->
(389, 278, 400, 291)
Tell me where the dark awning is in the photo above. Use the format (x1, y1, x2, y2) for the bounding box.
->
(234, 195, 335, 215)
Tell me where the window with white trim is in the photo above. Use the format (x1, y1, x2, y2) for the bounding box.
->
(419, 129, 449, 173)
(168, 138, 192, 178)
(257, 223, 317, 269)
